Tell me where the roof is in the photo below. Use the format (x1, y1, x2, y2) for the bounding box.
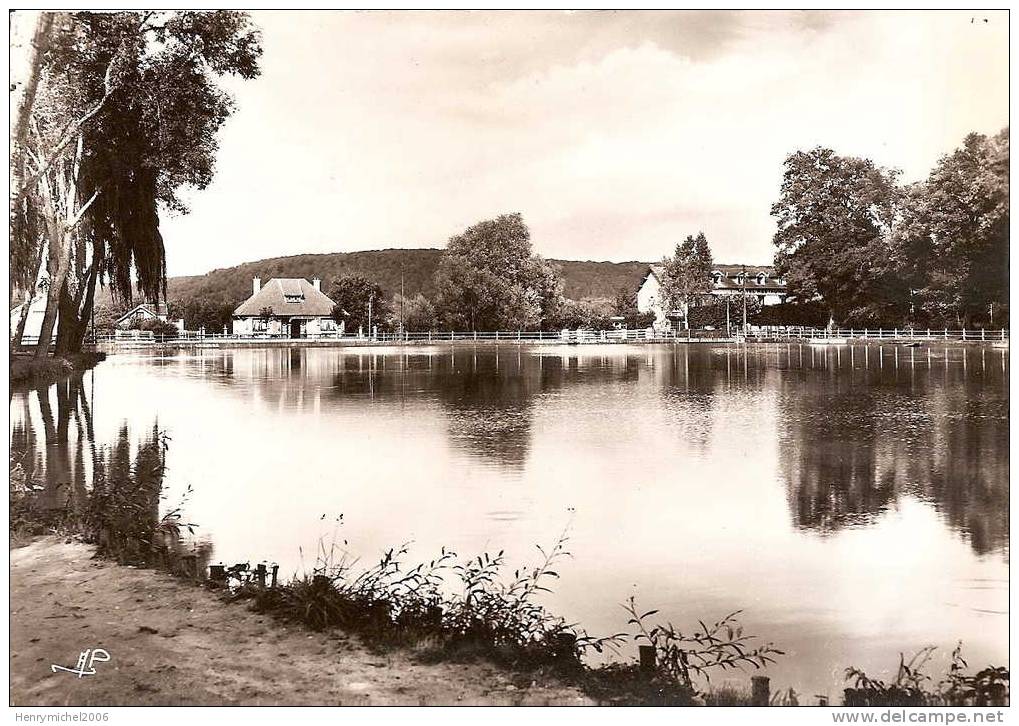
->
(645, 264, 786, 291)
(233, 278, 336, 317)
(115, 302, 170, 323)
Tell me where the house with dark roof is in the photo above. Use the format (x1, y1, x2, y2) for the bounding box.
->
(232, 278, 340, 338)
(636, 264, 788, 330)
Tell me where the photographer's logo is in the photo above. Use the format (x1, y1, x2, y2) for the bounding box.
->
(50, 648, 110, 678)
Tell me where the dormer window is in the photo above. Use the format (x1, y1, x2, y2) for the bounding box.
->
(284, 294, 303, 303)
(756, 273, 767, 285)
(711, 271, 723, 285)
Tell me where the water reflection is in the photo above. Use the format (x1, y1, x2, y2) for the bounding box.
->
(9, 342, 1008, 697)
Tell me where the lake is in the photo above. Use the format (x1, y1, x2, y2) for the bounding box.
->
(10, 342, 1009, 699)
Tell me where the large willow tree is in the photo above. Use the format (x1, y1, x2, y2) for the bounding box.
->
(10, 11, 261, 357)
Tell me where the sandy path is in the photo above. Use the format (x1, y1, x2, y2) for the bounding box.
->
(10, 537, 593, 706)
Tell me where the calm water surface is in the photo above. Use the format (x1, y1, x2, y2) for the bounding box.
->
(11, 343, 1008, 697)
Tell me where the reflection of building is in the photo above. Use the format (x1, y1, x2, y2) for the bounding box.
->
(637, 264, 788, 329)
(232, 277, 339, 338)
(115, 302, 184, 331)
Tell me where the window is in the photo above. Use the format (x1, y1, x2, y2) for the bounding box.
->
(757, 273, 767, 285)
(712, 271, 723, 285)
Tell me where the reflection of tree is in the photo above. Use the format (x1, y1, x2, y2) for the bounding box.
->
(777, 356, 1009, 555)
(924, 394, 1009, 556)
(10, 381, 213, 569)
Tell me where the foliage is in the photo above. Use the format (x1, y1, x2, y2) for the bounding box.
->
(844, 644, 1009, 707)
(659, 232, 714, 318)
(328, 275, 389, 333)
(239, 526, 622, 672)
(167, 297, 235, 332)
(130, 317, 179, 337)
(390, 293, 437, 332)
(433, 214, 566, 331)
(752, 300, 829, 328)
(771, 130, 1008, 328)
(612, 286, 657, 329)
(892, 129, 1009, 327)
(687, 296, 762, 330)
(623, 597, 783, 695)
(11, 10, 262, 356)
(771, 147, 904, 324)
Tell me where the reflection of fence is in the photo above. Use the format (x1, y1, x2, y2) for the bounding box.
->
(86, 326, 1010, 349)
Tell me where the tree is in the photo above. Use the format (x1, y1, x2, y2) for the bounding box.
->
(433, 213, 564, 330)
(892, 129, 1008, 326)
(167, 297, 235, 332)
(329, 276, 388, 333)
(11, 11, 262, 357)
(612, 285, 656, 329)
(659, 232, 714, 328)
(390, 293, 437, 332)
(771, 148, 904, 325)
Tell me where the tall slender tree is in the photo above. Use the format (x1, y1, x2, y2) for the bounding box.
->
(659, 232, 714, 328)
(11, 11, 262, 357)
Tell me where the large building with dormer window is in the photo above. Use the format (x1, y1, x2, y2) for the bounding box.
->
(636, 264, 788, 330)
(232, 277, 340, 338)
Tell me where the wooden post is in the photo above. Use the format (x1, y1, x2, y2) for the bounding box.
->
(638, 645, 656, 674)
(817, 695, 829, 706)
(182, 554, 197, 581)
(208, 563, 227, 583)
(982, 328, 985, 341)
(256, 563, 267, 588)
(751, 676, 770, 707)
(962, 329, 966, 341)
(270, 564, 279, 589)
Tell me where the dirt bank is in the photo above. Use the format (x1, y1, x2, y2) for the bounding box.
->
(10, 537, 592, 706)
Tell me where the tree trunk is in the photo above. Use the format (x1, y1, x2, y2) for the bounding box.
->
(10, 12, 54, 255)
(55, 261, 99, 354)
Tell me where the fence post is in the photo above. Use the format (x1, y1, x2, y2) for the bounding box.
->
(962, 329, 966, 341)
(495, 331, 499, 341)
(893, 327, 897, 339)
(1003, 329, 1006, 341)
(638, 645, 656, 675)
(945, 328, 948, 340)
(474, 331, 477, 342)
(256, 563, 267, 588)
(982, 329, 985, 341)
(517, 330, 521, 341)
(751, 676, 770, 707)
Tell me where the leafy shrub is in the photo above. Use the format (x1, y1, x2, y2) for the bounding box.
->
(240, 526, 621, 671)
(624, 597, 783, 696)
(844, 644, 1009, 706)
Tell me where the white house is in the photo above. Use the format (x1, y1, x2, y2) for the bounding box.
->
(9, 295, 49, 345)
(637, 264, 788, 329)
(115, 302, 184, 331)
(232, 277, 340, 337)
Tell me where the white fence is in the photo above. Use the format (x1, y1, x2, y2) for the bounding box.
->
(81, 326, 1010, 348)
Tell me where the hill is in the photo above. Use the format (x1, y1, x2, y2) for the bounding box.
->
(163, 249, 653, 306)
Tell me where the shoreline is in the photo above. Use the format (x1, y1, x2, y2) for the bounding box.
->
(95, 336, 1010, 352)
(10, 537, 592, 706)
(10, 351, 107, 391)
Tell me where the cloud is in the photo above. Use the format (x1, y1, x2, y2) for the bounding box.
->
(162, 10, 1008, 276)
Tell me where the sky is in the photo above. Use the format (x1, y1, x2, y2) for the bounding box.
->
(162, 10, 1009, 276)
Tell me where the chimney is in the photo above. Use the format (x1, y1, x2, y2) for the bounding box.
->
(252, 277, 261, 296)
(312, 278, 321, 292)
